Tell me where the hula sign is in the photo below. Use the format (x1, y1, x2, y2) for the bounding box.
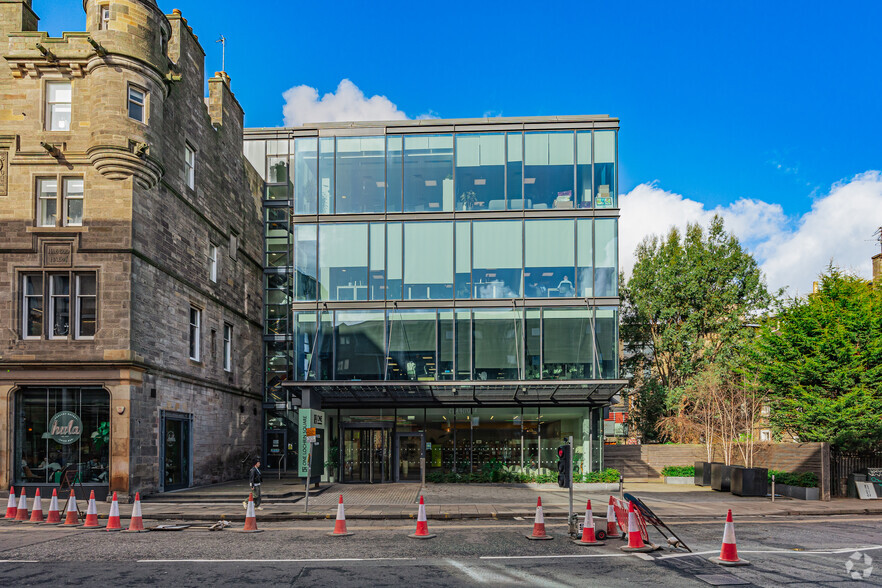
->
(48, 411, 83, 445)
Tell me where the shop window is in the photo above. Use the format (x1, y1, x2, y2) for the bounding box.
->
(46, 80, 71, 131)
(14, 387, 110, 485)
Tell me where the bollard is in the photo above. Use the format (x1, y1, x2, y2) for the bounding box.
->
(619, 475, 624, 501)
(771, 474, 775, 502)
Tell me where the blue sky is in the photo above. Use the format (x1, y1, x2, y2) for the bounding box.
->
(37, 1, 882, 289)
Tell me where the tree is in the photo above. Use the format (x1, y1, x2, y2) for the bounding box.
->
(749, 268, 882, 450)
(621, 215, 772, 440)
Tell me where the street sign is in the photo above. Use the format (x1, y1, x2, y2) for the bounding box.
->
(305, 427, 316, 443)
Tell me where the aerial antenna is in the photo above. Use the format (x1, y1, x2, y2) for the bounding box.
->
(216, 35, 226, 72)
(874, 226, 882, 254)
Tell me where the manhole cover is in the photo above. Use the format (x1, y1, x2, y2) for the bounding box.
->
(152, 524, 191, 531)
(694, 574, 750, 586)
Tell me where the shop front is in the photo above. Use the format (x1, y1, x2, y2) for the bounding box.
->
(12, 386, 111, 499)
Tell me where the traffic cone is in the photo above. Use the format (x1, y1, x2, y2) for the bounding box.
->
(620, 501, 655, 552)
(45, 489, 62, 525)
(236, 492, 262, 533)
(408, 495, 436, 539)
(525, 496, 553, 540)
(328, 494, 353, 537)
(14, 488, 29, 521)
(606, 501, 621, 538)
(25, 488, 44, 523)
(82, 490, 101, 529)
(105, 492, 122, 531)
(5, 486, 17, 520)
(62, 491, 81, 527)
(710, 510, 749, 566)
(574, 500, 604, 545)
(124, 492, 148, 532)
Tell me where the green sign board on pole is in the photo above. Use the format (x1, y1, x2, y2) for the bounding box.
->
(298, 409, 325, 477)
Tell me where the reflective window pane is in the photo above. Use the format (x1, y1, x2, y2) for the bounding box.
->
(473, 309, 521, 380)
(577, 219, 593, 297)
(576, 131, 592, 209)
(319, 137, 334, 214)
(293, 224, 317, 300)
(335, 310, 385, 380)
(294, 138, 317, 214)
(369, 223, 385, 300)
(506, 133, 523, 208)
(403, 134, 453, 212)
(594, 219, 617, 297)
(455, 134, 504, 211)
(594, 131, 616, 208)
(455, 221, 471, 299)
(336, 136, 385, 214)
(455, 310, 471, 379)
(595, 307, 618, 378)
(543, 308, 593, 379)
(387, 309, 437, 381)
(386, 136, 403, 213)
(403, 222, 453, 299)
(523, 132, 574, 210)
(473, 221, 521, 298)
(386, 222, 402, 299)
(525, 309, 541, 380)
(293, 311, 316, 380)
(319, 223, 368, 300)
(439, 310, 454, 380)
(524, 219, 575, 298)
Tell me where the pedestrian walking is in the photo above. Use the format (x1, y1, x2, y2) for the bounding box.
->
(243, 459, 263, 510)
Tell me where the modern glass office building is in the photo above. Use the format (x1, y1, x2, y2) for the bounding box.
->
(244, 116, 626, 483)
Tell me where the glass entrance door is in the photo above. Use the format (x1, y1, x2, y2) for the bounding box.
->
(395, 433, 424, 482)
(343, 427, 389, 483)
(162, 415, 191, 491)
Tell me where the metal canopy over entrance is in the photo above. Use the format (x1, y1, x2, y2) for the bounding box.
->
(282, 379, 627, 408)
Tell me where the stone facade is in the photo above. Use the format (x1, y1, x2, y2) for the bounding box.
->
(0, 0, 263, 496)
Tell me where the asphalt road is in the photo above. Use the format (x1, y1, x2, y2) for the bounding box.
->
(1, 515, 880, 586)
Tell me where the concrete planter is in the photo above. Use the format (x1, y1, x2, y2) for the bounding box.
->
(523, 482, 620, 492)
(730, 466, 768, 497)
(777, 483, 820, 500)
(664, 476, 694, 485)
(710, 463, 732, 492)
(694, 461, 713, 486)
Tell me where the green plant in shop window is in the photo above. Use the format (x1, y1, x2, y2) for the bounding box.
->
(91, 421, 110, 452)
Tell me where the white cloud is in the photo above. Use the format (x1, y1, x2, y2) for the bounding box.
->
(282, 79, 408, 127)
(619, 172, 882, 294)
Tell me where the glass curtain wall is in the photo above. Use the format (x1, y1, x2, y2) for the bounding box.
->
(524, 132, 575, 210)
(594, 131, 616, 208)
(335, 136, 385, 214)
(294, 138, 318, 214)
(335, 310, 385, 380)
(455, 134, 505, 211)
(386, 309, 437, 381)
(319, 224, 369, 301)
(472, 221, 522, 298)
(403, 135, 454, 212)
(403, 222, 453, 299)
(524, 220, 575, 297)
(594, 219, 618, 297)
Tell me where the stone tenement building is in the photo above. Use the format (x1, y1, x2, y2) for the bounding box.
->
(0, 0, 263, 498)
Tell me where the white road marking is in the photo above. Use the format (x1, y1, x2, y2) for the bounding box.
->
(0, 560, 39, 563)
(656, 544, 882, 560)
(138, 557, 416, 563)
(481, 553, 629, 560)
(446, 559, 513, 584)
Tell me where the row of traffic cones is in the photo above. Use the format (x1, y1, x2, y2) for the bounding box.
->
(3, 487, 147, 532)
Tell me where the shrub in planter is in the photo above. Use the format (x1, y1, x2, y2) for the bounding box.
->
(768, 470, 819, 500)
(661, 465, 695, 477)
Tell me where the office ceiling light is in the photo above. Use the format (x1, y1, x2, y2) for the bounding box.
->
(542, 272, 553, 277)
(524, 178, 536, 184)
(425, 180, 437, 187)
(474, 179, 486, 185)
(486, 273, 496, 277)
(376, 181, 386, 188)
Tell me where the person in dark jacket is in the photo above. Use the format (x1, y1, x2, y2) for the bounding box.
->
(243, 459, 263, 510)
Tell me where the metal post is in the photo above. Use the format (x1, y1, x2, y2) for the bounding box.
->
(304, 443, 312, 513)
(421, 456, 426, 487)
(568, 435, 575, 537)
(619, 475, 624, 501)
(771, 474, 775, 502)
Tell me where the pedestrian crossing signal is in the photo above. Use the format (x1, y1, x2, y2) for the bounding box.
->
(557, 445, 570, 488)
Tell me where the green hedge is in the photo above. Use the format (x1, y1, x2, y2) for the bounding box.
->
(768, 470, 818, 488)
(661, 465, 695, 477)
(425, 465, 621, 484)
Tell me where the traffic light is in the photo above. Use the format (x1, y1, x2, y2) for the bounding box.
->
(557, 445, 571, 488)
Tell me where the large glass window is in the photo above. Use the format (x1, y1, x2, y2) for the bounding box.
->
(319, 137, 334, 214)
(543, 308, 593, 379)
(438, 310, 454, 380)
(525, 308, 541, 380)
(506, 133, 524, 209)
(524, 219, 575, 298)
(14, 387, 110, 485)
(335, 310, 385, 380)
(75, 274, 97, 339)
(594, 131, 616, 208)
(293, 311, 317, 380)
(265, 340, 291, 401)
(386, 309, 437, 381)
(455, 134, 505, 211)
(266, 153, 289, 201)
(403, 134, 453, 212)
(595, 307, 618, 378)
(22, 273, 96, 340)
(293, 223, 317, 300)
(293, 137, 317, 214)
(46, 81, 72, 131)
(318, 223, 368, 300)
(386, 136, 403, 213)
(595, 219, 618, 297)
(577, 219, 593, 297)
(386, 222, 402, 299)
(49, 275, 70, 339)
(455, 310, 471, 380)
(369, 223, 385, 300)
(473, 309, 521, 380)
(524, 132, 574, 210)
(576, 131, 592, 209)
(265, 272, 292, 335)
(455, 221, 471, 299)
(403, 222, 453, 299)
(265, 207, 290, 268)
(335, 136, 385, 214)
(473, 221, 522, 298)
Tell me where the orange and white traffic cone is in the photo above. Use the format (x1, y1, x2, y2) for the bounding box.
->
(606, 501, 621, 538)
(124, 492, 148, 533)
(408, 495, 436, 539)
(328, 494, 353, 537)
(25, 489, 44, 524)
(5, 486, 18, 520)
(105, 492, 122, 531)
(44, 489, 62, 525)
(82, 490, 101, 529)
(620, 501, 655, 552)
(62, 491, 81, 527)
(14, 488, 29, 522)
(236, 492, 262, 533)
(526, 496, 553, 540)
(574, 500, 604, 545)
(710, 509, 749, 566)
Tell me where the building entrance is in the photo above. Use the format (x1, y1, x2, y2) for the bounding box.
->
(162, 413, 191, 491)
(342, 425, 390, 483)
(394, 433, 424, 482)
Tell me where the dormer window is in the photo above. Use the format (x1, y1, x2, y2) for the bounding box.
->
(98, 5, 110, 30)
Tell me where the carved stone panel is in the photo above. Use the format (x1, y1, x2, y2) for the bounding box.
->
(0, 151, 7, 196)
(43, 242, 73, 267)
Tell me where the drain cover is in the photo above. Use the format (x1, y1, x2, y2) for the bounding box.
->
(694, 574, 750, 586)
(152, 524, 192, 531)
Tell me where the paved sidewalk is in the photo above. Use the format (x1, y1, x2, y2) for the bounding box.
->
(5, 481, 876, 522)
